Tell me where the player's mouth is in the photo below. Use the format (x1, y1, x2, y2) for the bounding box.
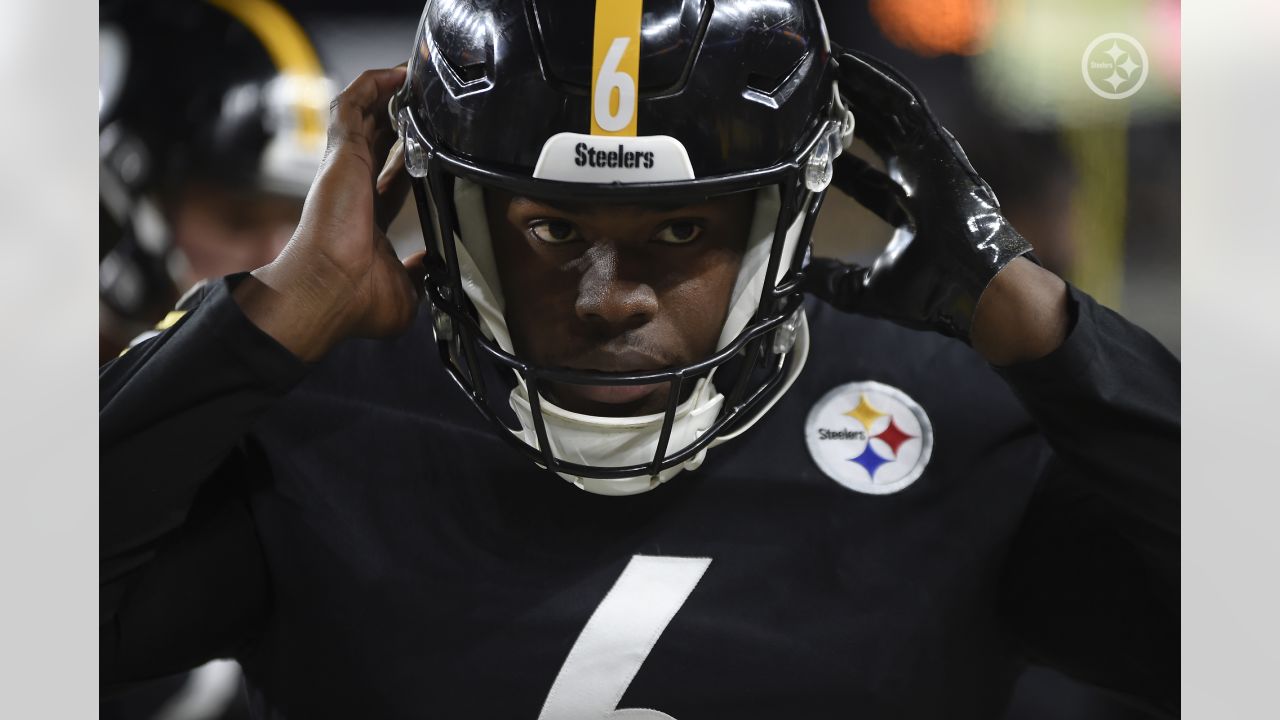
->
(548, 381, 669, 417)
(547, 350, 674, 416)
(560, 382, 666, 406)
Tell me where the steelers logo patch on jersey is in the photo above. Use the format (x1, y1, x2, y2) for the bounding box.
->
(805, 381, 933, 495)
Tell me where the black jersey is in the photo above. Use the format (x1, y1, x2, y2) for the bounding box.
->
(101, 274, 1179, 719)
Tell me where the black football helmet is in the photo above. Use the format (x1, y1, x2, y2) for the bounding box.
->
(391, 0, 852, 493)
(99, 0, 331, 323)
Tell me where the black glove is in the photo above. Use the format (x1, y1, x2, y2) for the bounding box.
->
(804, 49, 1034, 341)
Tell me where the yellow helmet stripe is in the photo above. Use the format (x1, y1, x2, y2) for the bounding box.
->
(204, 0, 327, 141)
(590, 0, 643, 136)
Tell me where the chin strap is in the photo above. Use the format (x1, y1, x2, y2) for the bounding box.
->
(509, 375, 725, 496)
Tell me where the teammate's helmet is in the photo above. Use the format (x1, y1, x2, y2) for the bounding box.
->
(99, 0, 332, 321)
(391, 0, 853, 494)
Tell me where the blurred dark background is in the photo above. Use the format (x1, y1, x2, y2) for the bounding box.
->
(99, 0, 1178, 718)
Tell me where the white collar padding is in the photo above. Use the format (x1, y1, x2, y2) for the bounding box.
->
(445, 178, 810, 495)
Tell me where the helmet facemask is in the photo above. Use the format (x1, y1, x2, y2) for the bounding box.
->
(390, 0, 850, 494)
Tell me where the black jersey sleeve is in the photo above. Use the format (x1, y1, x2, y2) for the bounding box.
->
(100, 273, 309, 688)
(993, 287, 1179, 717)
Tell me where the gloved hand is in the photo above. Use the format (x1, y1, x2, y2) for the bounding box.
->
(804, 49, 1034, 341)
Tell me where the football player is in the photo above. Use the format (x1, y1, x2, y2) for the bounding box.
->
(101, 1, 1178, 717)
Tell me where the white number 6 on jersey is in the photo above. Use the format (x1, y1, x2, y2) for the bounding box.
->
(538, 555, 711, 720)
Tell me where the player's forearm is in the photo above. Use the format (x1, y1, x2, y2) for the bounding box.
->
(994, 292, 1179, 712)
(100, 274, 308, 577)
(995, 287, 1180, 550)
(971, 258, 1070, 365)
(101, 285, 281, 683)
(234, 259, 353, 363)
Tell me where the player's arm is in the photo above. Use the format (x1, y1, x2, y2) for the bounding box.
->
(101, 66, 422, 684)
(993, 287, 1178, 717)
(100, 270, 310, 689)
(805, 50, 1178, 713)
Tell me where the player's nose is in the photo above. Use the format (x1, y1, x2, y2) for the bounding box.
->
(574, 243, 658, 333)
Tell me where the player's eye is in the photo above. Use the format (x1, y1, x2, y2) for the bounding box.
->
(528, 220, 581, 244)
(654, 220, 703, 245)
